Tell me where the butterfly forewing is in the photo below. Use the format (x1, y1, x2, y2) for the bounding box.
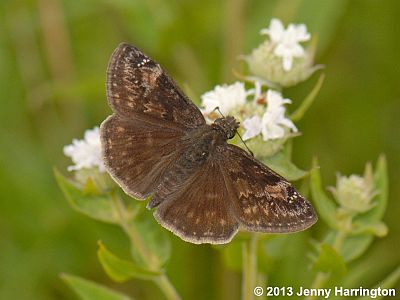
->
(101, 115, 185, 199)
(218, 144, 317, 233)
(106, 43, 205, 128)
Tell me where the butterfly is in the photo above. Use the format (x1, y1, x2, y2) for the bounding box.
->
(100, 43, 317, 244)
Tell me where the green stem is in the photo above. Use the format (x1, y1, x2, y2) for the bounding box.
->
(242, 233, 258, 300)
(154, 275, 182, 300)
(305, 231, 346, 300)
(111, 193, 181, 300)
(112, 194, 155, 268)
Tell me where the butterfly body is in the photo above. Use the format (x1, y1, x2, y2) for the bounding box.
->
(101, 43, 317, 244)
(148, 117, 237, 209)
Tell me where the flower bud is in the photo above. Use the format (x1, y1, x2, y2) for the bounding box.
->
(245, 40, 321, 88)
(330, 173, 376, 214)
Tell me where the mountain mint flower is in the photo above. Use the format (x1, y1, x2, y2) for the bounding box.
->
(241, 90, 297, 141)
(245, 18, 320, 87)
(260, 18, 311, 71)
(201, 81, 247, 115)
(261, 90, 297, 140)
(330, 173, 377, 213)
(64, 127, 106, 172)
(242, 115, 262, 140)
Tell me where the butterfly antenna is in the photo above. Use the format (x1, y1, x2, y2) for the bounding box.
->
(213, 107, 254, 157)
(237, 131, 254, 156)
(213, 106, 225, 118)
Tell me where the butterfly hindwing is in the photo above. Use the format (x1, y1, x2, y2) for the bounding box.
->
(107, 43, 205, 129)
(218, 144, 317, 233)
(153, 157, 239, 244)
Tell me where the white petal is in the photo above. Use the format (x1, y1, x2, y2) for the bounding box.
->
(293, 24, 311, 41)
(290, 43, 305, 57)
(260, 18, 285, 42)
(261, 122, 285, 140)
(279, 117, 298, 132)
(260, 91, 297, 140)
(242, 115, 262, 140)
(200, 81, 247, 115)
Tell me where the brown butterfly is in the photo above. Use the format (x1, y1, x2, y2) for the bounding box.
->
(100, 43, 317, 244)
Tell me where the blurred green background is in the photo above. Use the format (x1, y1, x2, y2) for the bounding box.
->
(0, 0, 399, 299)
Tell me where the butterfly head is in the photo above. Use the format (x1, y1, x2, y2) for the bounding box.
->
(212, 116, 240, 140)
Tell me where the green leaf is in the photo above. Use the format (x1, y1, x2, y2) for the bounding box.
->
(128, 211, 171, 270)
(356, 265, 400, 300)
(310, 158, 339, 229)
(61, 273, 132, 300)
(97, 241, 161, 282)
(312, 243, 346, 279)
(351, 221, 388, 237)
(323, 232, 373, 262)
(54, 169, 118, 223)
(291, 73, 325, 122)
(262, 150, 307, 181)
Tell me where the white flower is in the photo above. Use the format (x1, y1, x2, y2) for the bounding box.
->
(242, 115, 262, 140)
(261, 90, 297, 140)
(260, 18, 311, 71)
(201, 81, 247, 115)
(331, 174, 377, 213)
(63, 127, 106, 172)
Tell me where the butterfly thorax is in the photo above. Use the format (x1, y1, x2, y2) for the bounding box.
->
(211, 116, 240, 140)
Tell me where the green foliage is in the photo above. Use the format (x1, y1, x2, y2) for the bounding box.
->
(97, 241, 161, 282)
(61, 273, 132, 300)
(262, 146, 308, 181)
(54, 169, 119, 223)
(312, 243, 347, 279)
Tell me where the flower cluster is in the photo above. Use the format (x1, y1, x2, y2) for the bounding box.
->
(245, 18, 319, 87)
(200, 81, 248, 115)
(201, 81, 297, 143)
(260, 18, 311, 71)
(330, 172, 377, 214)
(63, 127, 106, 172)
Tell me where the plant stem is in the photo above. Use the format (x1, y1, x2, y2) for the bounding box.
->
(112, 193, 155, 268)
(154, 274, 182, 300)
(306, 231, 346, 300)
(112, 193, 181, 300)
(242, 233, 258, 300)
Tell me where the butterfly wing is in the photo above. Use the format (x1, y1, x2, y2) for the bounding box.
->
(153, 157, 239, 244)
(106, 43, 205, 129)
(101, 43, 206, 198)
(101, 116, 186, 199)
(218, 144, 317, 233)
